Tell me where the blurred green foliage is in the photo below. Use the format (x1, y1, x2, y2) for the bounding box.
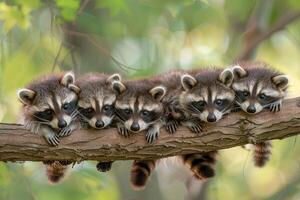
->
(0, 0, 300, 199)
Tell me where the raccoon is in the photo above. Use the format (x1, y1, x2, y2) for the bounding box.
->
(178, 68, 235, 179)
(112, 77, 167, 190)
(113, 79, 166, 143)
(76, 73, 122, 172)
(230, 62, 288, 167)
(17, 72, 80, 183)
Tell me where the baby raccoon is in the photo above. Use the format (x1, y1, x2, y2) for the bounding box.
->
(17, 72, 80, 183)
(76, 73, 122, 172)
(179, 68, 235, 179)
(112, 78, 166, 190)
(113, 79, 166, 143)
(230, 62, 288, 167)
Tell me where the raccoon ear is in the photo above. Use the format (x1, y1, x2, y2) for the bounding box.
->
(149, 86, 166, 101)
(181, 74, 197, 91)
(17, 89, 36, 105)
(107, 74, 122, 83)
(219, 69, 234, 86)
(231, 65, 247, 79)
(112, 80, 126, 94)
(272, 75, 289, 90)
(61, 71, 75, 86)
(68, 83, 81, 94)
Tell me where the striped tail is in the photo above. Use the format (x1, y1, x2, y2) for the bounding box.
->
(253, 141, 272, 167)
(130, 160, 156, 190)
(44, 160, 71, 184)
(181, 151, 217, 179)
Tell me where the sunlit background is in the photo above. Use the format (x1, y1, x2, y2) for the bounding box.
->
(0, 0, 300, 199)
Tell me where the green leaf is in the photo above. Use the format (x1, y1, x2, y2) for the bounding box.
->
(55, 0, 80, 21)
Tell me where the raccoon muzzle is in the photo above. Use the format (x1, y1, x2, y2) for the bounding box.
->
(44, 160, 71, 184)
(130, 160, 156, 190)
(253, 141, 272, 167)
(182, 151, 217, 179)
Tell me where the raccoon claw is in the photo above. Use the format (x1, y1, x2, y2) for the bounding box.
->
(146, 129, 159, 144)
(270, 102, 281, 113)
(96, 161, 113, 172)
(58, 127, 72, 137)
(189, 123, 203, 133)
(117, 126, 130, 137)
(166, 120, 179, 134)
(46, 134, 60, 146)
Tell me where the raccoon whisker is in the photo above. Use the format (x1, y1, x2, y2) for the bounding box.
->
(70, 109, 80, 118)
(76, 112, 90, 122)
(114, 111, 126, 122)
(75, 110, 89, 120)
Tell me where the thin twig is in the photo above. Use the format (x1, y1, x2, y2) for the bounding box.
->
(51, 42, 63, 72)
(63, 29, 139, 71)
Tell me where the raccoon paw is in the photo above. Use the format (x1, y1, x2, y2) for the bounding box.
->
(146, 128, 159, 144)
(117, 125, 130, 137)
(270, 102, 281, 112)
(45, 134, 60, 146)
(58, 126, 72, 137)
(96, 161, 113, 172)
(165, 120, 179, 134)
(188, 123, 203, 134)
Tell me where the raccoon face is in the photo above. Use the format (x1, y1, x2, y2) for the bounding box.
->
(231, 65, 288, 114)
(114, 84, 166, 133)
(180, 69, 235, 123)
(18, 72, 79, 129)
(77, 74, 121, 129)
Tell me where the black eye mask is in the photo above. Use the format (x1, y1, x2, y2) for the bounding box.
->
(257, 93, 280, 106)
(188, 101, 205, 113)
(214, 99, 232, 111)
(102, 104, 115, 117)
(79, 107, 95, 119)
(62, 100, 77, 115)
(34, 109, 54, 122)
(140, 110, 162, 123)
(235, 90, 250, 102)
(115, 108, 132, 121)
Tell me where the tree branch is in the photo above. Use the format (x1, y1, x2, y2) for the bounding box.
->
(236, 11, 300, 61)
(1, 97, 300, 162)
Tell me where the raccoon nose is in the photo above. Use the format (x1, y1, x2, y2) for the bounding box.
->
(130, 122, 140, 132)
(58, 119, 67, 128)
(207, 113, 217, 123)
(247, 106, 256, 113)
(95, 120, 105, 128)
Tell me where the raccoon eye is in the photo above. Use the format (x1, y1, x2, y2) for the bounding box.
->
(242, 91, 250, 97)
(259, 93, 267, 100)
(45, 109, 53, 115)
(215, 99, 224, 106)
(193, 100, 205, 107)
(103, 105, 113, 111)
(86, 108, 94, 113)
(141, 110, 150, 116)
(62, 103, 69, 110)
(124, 108, 132, 115)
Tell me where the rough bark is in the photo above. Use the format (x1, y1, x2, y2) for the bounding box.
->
(0, 97, 300, 162)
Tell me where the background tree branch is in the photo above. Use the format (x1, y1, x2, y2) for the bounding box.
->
(236, 7, 300, 61)
(1, 97, 300, 162)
